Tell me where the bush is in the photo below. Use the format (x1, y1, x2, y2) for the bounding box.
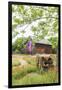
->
(12, 37, 32, 54)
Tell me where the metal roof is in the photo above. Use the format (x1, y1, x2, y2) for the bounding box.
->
(36, 39, 51, 45)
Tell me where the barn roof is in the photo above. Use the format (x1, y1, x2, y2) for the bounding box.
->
(35, 39, 51, 45)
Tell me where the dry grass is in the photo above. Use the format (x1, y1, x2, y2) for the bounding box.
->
(12, 54, 58, 86)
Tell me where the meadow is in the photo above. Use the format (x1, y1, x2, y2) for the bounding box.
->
(12, 54, 58, 86)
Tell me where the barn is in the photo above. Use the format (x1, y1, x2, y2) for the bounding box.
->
(35, 39, 52, 54)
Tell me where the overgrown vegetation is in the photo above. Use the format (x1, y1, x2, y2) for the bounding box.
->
(12, 54, 58, 86)
(12, 5, 59, 86)
(12, 5, 59, 53)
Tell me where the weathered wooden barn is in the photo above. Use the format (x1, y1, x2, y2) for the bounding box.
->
(35, 40, 52, 54)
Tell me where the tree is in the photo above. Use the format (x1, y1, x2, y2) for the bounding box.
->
(12, 5, 59, 49)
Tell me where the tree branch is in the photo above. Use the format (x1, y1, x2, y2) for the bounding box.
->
(17, 16, 58, 28)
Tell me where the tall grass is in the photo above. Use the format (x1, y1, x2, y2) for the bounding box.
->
(12, 54, 58, 86)
(12, 60, 21, 66)
(12, 70, 58, 85)
(12, 65, 38, 80)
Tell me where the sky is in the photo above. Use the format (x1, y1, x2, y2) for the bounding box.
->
(12, 18, 47, 43)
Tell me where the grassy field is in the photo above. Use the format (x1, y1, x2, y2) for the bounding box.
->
(12, 54, 58, 86)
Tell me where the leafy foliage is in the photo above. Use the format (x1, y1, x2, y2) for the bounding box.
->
(12, 5, 59, 50)
(12, 37, 30, 53)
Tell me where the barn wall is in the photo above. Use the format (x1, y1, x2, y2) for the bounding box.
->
(35, 44, 52, 54)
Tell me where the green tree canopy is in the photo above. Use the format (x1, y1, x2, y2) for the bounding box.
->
(12, 5, 59, 49)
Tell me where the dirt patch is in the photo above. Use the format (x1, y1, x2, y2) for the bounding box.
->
(19, 60, 28, 66)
